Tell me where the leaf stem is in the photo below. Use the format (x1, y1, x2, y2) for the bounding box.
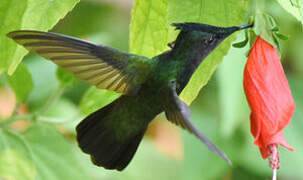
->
(36, 84, 66, 116)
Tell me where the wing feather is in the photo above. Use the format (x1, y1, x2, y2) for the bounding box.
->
(7, 30, 154, 95)
(164, 81, 232, 165)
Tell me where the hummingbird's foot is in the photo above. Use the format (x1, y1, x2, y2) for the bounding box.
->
(168, 40, 176, 48)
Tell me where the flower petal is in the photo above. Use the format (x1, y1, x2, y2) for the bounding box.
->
(244, 37, 295, 158)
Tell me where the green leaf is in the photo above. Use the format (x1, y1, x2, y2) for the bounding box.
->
(0, 149, 36, 180)
(23, 124, 92, 180)
(271, 26, 280, 31)
(130, 0, 249, 105)
(0, 0, 80, 75)
(276, 0, 303, 25)
(7, 63, 33, 102)
(275, 32, 289, 40)
(265, 14, 279, 31)
(232, 39, 249, 48)
(218, 34, 250, 137)
(183, 109, 230, 179)
(40, 98, 80, 123)
(56, 67, 77, 86)
(167, 0, 249, 104)
(106, 140, 182, 180)
(232, 31, 249, 48)
(80, 87, 120, 115)
(24, 55, 59, 111)
(0, 129, 35, 180)
(130, 0, 169, 57)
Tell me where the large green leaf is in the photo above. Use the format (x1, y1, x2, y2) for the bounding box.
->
(7, 63, 33, 102)
(130, 0, 249, 104)
(0, 150, 36, 180)
(56, 67, 77, 86)
(130, 0, 169, 57)
(0, 129, 35, 180)
(167, 0, 249, 104)
(276, 0, 303, 25)
(0, 0, 80, 75)
(23, 124, 93, 180)
(24, 55, 59, 111)
(217, 34, 250, 137)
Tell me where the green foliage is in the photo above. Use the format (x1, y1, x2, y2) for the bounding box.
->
(0, 0, 80, 75)
(277, 0, 303, 25)
(0, 150, 36, 180)
(130, 0, 249, 104)
(7, 63, 33, 102)
(0, 124, 98, 180)
(56, 67, 77, 86)
(0, 129, 35, 180)
(217, 33, 249, 137)
(130, 0, 169, 58)
(23, 124, 91, 180)
(24, 55, 59, 110)
(0, 0, 302, 180)
(168, 0, 249, 104)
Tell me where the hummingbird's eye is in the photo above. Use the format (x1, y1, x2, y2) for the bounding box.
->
(208, 36, 214, 43)
(202, 36, 214, 44)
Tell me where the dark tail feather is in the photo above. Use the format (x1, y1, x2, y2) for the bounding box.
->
(76, 101, 146, 171)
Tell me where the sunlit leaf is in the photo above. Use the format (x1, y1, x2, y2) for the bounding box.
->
(130, 0, 248, 105)
(0, 0, 80, 75)
(130, 0, 169, 57)
(276, 0, 303, 25)
(167, 0, 249, 104)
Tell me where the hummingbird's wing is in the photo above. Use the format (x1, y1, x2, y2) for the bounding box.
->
(164, 81, 231, 164)
(7, 30, 154, 95)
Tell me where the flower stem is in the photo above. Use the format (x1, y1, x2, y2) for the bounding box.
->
(272, 169, 277, 180)
(269, 144, 279, 180)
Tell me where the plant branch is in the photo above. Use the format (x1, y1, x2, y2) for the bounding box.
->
(0, 114, 33, 126)
(36, 84, 66, 116)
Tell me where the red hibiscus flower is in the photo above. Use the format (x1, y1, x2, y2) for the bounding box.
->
(243, 37, 295, 170)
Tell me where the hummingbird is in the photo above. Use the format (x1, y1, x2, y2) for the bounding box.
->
(7, 22, 252, 171)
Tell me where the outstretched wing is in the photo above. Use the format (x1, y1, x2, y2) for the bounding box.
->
(7, 30, 154, 95)
(164, 81, 231, 165)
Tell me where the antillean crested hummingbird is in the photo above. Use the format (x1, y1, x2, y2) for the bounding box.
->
(8, 22, 252, 171)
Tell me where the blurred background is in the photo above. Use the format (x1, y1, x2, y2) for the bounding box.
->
(0, 0, 302, 179)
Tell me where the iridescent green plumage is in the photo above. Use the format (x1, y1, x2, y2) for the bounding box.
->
(7, 23, 252, 171)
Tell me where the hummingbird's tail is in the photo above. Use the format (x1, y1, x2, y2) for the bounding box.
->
(76, 98, 147, 171)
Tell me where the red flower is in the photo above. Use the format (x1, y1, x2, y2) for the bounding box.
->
(243, 37, 295, 162)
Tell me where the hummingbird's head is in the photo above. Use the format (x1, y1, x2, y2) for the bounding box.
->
(171, 22, 253, 55)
